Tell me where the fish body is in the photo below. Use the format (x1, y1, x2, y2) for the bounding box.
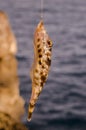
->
(28, 20, 53, 121)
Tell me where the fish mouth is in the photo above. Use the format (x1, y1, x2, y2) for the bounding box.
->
(36, 20, 45, 31)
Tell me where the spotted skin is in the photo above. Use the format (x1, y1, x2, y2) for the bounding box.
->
(28, 20, 53, 121)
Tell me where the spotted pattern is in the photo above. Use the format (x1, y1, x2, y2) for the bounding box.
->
(28, 20, 53, 121)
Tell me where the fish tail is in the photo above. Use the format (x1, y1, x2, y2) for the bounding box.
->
(27, 90, 40, 121)
(27, 102, 35, 121)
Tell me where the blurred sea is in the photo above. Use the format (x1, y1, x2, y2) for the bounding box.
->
(0, 0, 86, 130)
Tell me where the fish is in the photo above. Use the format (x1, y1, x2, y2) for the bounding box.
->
(28, 20, 53, 121)
(0, 11, 17, 58)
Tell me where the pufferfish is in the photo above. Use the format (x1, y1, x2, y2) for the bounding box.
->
(28, 20, 53, 121)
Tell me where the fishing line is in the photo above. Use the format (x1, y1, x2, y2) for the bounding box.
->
(41, 0, 44, 20)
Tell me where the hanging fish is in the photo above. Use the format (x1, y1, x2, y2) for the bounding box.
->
(28, 20, 53, 121)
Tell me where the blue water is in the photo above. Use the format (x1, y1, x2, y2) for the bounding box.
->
(0, 0, 86, 130)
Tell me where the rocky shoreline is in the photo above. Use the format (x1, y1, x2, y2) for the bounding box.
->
(0, 11, 28, 130)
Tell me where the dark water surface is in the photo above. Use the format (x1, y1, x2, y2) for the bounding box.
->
(0, 0, 86, 130)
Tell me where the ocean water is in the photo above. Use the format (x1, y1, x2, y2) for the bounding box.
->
(0, 0, 86, 130)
